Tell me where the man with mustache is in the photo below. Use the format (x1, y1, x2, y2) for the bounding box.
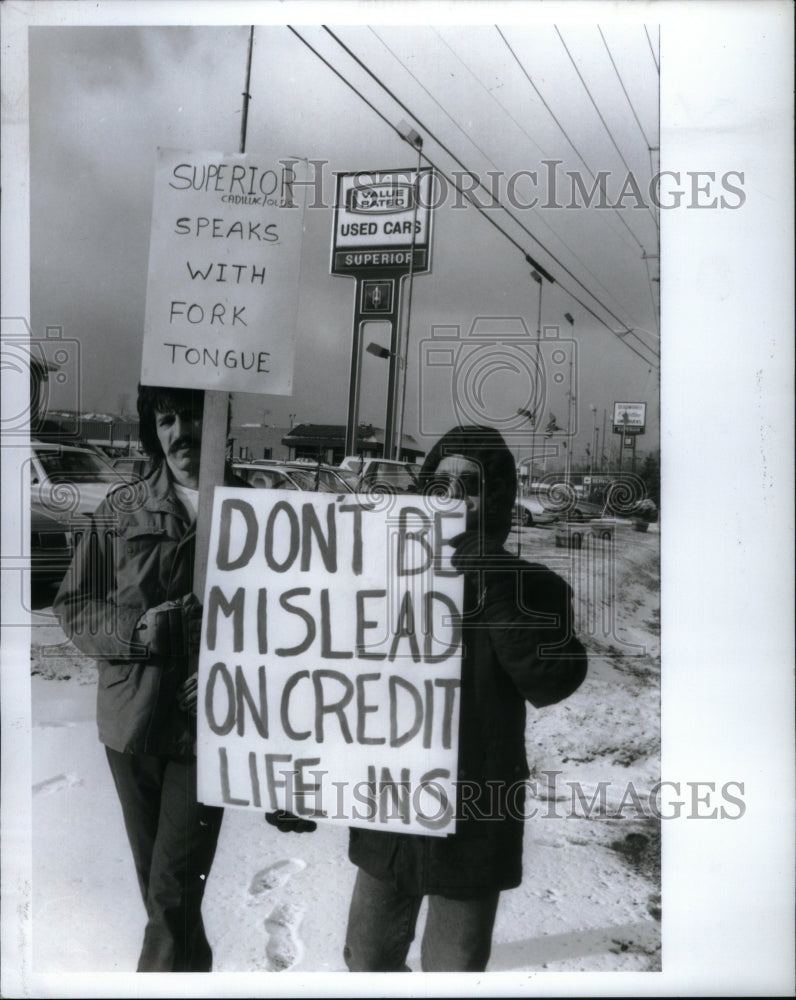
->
(54, 384, 244, 971)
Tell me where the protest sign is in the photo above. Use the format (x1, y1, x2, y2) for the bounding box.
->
(141, 148, 305, 394)
(197, 489, 466, 836)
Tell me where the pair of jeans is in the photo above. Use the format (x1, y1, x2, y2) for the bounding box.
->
(105, 748, 224, 972)
(343, 867, 500, 972)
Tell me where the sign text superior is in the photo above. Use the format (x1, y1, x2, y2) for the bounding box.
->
(334, 249, 427, 269)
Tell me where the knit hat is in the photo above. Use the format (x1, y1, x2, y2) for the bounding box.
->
(418, 425, 517, 544)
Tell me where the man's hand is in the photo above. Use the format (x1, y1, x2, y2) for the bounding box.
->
(181, 592, 203, 653)
(177, 672, 198, 715)
(132, 600, 184, 655)
(132, 593, 203, 657)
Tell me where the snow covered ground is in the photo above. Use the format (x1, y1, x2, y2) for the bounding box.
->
(26, 521, 662, 987)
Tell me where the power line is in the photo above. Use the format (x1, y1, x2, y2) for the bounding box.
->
(322, 25, 658, 364)
(430, 26, 648, 257)
(642, 254, 660, 339)
(369, 25, 641, 330)
(598, 25, 654, 150)
(644, 25, 660, 75)
(287, 26, 658, 370)
(555, 25, 659, 233)
(495, 25, 651, 257)
(319, 24, 659, 369)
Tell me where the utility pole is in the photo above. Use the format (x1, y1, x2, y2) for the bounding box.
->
(564, 313, 575, 486)
(526, 269, 543, 490)
(394, 129, 423, 462)
(602, 407, 607, 472)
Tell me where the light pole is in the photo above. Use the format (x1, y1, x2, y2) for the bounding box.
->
(564, 313, 575, 486)
(524, 269, 544, 492)
(589, 404, 597, 483)
(394, 124, 424, 462)
(366, 342, 404, 457)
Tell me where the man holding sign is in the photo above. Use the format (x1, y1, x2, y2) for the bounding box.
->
(54, 384, 245, 972)
(342, 425, 588, 972)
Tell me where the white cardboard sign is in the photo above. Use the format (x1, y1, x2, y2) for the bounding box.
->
(197, 488, 466, 836)
(141, 148, 304, 394)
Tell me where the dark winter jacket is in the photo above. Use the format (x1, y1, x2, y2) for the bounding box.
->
(53, 461, 244, 757)
(348, 426, 587, 897)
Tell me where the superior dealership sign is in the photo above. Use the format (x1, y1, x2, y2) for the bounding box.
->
(331, 168, 434, 275)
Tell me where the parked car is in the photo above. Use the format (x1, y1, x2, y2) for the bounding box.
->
(564, 497, 605, 522)
(329, 466, 360, 492)
(233, 462, 303, 490)
(281, 462, 355, 493)
(338, 457, 420, 494)
(512, 496, 560, 527)
(30, 440, 133, 516)
(30, 500, 75, 587)
(242, 459, 355, 493)
(112, 454, 150, 480)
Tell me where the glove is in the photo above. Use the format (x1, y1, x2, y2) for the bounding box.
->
(181, 592, 204, 654)
(448, 531, 509, 577)
(265, 809, 317, 834)
(177, 672, 198, 716)
(132, 593, 202, 657)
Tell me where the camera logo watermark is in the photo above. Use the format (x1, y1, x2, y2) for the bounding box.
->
(417, 317, 576, 445)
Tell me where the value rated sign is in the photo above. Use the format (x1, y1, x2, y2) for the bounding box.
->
(331, 168, 434, 276)
(612, 401, 647, 435)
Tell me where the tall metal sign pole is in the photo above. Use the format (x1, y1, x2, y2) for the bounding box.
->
(612, 401, 646, 476)
(331, 167, 434, 459)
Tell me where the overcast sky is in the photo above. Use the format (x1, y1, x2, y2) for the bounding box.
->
(28, 18, 661, 459)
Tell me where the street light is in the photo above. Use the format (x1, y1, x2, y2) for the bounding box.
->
(366, 342, 391, 361)
(366, 341, 408, 457)
(394, 122, 424, 462)
(563, 313, 575, 486)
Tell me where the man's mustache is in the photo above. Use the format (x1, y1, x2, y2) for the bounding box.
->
(169, 435, 199, 455)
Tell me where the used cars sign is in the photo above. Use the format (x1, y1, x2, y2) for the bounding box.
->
(331, 168, 434, 275)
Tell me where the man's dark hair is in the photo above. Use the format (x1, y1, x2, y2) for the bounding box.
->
(419, 425, 517, 542)
(137, 385, 205, 463)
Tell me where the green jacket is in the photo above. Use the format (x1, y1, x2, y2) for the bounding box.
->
(53, 462, 241, 757)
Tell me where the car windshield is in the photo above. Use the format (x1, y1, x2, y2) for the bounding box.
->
(362, 466, 418, 491)
(334, 469, 359, 488)
(245, 468, 299, 490)
(36, 448, 120, 484)
(286, 467, 345, 492)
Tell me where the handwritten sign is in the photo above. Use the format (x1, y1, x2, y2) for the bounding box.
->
(141, 148, 305, 394)
(197, 489, 466, 836)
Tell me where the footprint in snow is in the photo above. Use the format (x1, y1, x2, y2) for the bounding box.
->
(33, 773, 84, 796)
(249, 857, 306, 896)
(264, 901, 305, 971)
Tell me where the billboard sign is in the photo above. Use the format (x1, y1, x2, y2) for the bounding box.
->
(613, 401, 647, 435)
(331, 168, 434, 275)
